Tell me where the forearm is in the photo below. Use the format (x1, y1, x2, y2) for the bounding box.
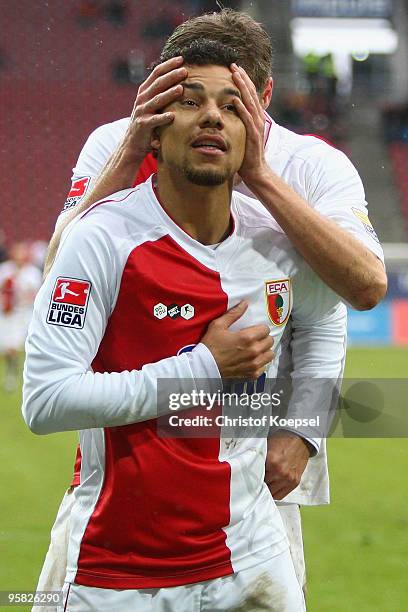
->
(22, 343, 220, 435)
(44, 143, 143, 278)
(246, 168, 387, 310)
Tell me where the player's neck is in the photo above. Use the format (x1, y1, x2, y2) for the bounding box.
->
(155, 168, 233, 245)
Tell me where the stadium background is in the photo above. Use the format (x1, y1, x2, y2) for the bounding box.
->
(0, 0, 407, 610)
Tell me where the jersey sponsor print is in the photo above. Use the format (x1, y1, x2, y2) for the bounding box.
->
(47, 278, 91, 329)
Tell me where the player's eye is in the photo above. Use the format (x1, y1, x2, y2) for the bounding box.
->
(181, 99, 199, 108)
(223, 103, 237, 113)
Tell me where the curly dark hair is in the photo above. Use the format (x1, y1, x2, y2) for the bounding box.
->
(158, 38, 240, 73)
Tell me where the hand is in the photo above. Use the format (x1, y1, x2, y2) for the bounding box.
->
(201, 302, 274, 379)
(230, 64, 269, 185)
(122, 56, 187, 163)
(265, 431, 312, 500)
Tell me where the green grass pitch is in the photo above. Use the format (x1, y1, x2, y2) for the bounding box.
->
(0, 348, 407, 611)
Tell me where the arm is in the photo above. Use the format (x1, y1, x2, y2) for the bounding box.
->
(43, 57, 187, 277)
(265, 273, 347, 499)
(24, 218, 220, 434)
(24, 215, 274, 435)
(231, 65, 387, 311)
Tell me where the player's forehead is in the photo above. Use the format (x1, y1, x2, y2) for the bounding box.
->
(183, 64, 240, 97)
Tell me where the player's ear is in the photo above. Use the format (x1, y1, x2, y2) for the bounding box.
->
(261, 77, 273, 110)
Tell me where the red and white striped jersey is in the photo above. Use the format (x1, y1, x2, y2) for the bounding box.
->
(55, 114, 384, 507)
(23, 177, 346, 588)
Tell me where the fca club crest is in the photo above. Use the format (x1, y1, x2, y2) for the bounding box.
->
(265, 279, 291, 326)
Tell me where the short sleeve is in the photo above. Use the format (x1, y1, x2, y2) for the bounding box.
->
(305, 145, 384, 262)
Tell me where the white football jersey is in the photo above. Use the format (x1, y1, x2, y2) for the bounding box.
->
(23, 178, 347, 588)
(55, 115, 384, 506)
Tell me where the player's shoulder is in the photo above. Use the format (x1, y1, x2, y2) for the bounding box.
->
(72, 117, 132, 183)
(86, 117, 130, 146)
(271, 121, 353, 171)
(64, 179, 155, 242)
(232, 192, 296, 254)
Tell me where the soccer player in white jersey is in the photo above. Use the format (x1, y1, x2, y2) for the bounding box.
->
(32, 10, 386, 608)
(22, 38, 359, 609)
(0, 242, 42, 391)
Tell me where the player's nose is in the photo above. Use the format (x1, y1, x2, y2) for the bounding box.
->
(199, 102, 224, 130)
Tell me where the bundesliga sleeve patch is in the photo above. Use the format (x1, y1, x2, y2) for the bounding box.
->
(352, 208, 380, 244)
(265, 279, 292, 326)
(62, 176, 91, 212)
(47, 278, 92, 329)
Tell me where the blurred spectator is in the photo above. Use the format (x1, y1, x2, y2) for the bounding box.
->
(0, 242, 42, 392)
(30, 240, 48, 272)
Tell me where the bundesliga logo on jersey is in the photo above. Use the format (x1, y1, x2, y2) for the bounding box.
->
(47, 278, 91, 329)
(63, 176, 91, 212)
(265, 279, 291, 326)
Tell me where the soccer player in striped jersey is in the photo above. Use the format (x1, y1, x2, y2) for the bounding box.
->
(32, 9, 385, 610)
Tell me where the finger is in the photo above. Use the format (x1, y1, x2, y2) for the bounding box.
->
(240, 324, 270, 342)
(143, 112, 175, 127)
(254, 349, 274, 370)
(235, 65, 264, 115)
(231, 70, 254, 108)
(139, 68, 187, 104)
(139, 56, 184, 92)
(142, 84, 184, 114)
(256, 336, 273, 363)
(232, 96, 256, 132)
(218, 301, 249, 329)
(254, 336, 274, 353)
(231, 70, 264, 131)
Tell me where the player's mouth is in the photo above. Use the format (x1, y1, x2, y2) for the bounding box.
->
(191, 134, 227, 156)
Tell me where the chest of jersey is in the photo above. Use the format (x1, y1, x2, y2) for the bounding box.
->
(93, 231, 295, 374)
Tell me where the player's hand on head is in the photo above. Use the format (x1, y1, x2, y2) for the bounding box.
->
(124, 56, 187, 162)
(201, 301, 275, 380)
(230, 64, 268, 186)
